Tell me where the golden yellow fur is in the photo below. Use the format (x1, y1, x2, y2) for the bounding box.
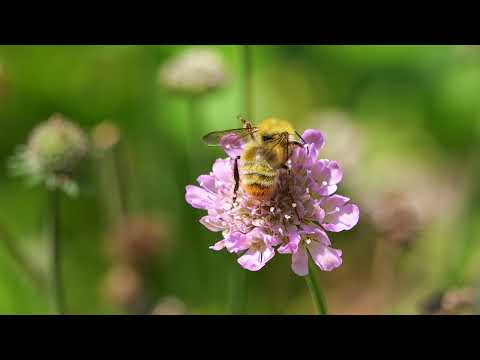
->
(239, 118, 295, 200)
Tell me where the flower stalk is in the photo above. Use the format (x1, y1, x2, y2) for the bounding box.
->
(48, 187, 65, 314)
(305, 258, 328, 315)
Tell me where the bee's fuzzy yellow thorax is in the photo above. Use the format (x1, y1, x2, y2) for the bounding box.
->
(258, 118, 294, 137)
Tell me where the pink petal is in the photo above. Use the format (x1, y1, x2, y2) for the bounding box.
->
(220, 133, 244, 158)
(309, 242, 342, 271)
(209, 240, 225, 251)
(278, 230, 301, 254)
(197, 174, 216, 192)
(200, 216, 226, 232)
(212, 158, 234, 185)
(302, 129, 325, 150)
(291, 247, 309, 276)
(225, 232, 249, 253)
(237, 247, 274, 271)
(185, 185, 216, 210)
(323, 203, 360, 232)
(327, 161, 343, 184)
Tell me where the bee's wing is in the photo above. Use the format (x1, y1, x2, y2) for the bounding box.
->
(202, 128, 257, 146)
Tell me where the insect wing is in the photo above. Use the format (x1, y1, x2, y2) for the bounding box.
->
(202, 128, 257, 146)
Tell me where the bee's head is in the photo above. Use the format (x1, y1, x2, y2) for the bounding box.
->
(258, 118, 294, 142)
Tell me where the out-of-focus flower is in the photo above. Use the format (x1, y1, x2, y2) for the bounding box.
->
(9, 114, 89, 196)
(107, 215, 170, 268)
(185, 128, 359, 275)
(421, 287, 477, 315)
(306, 110, 365, 172)
(354, 150, 467, 236)
(151, 296, 188, 315)
(370, 191, 420, 250)
(91, 121, 120, 152)
(158, 48, 228, 96)
(103, 264, 144, 309)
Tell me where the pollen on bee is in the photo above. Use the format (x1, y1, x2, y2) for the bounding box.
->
(306, 187, 310, 194)
(305, 238, 312, 245)
(291, 203, 297, 208)
(270, 207, 275, 213)
(284, 214, 291, 220)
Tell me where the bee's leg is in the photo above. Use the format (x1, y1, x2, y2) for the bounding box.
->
(233, 156, 240, 204)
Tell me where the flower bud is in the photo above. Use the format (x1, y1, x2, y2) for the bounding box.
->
(107, 215, 170, 268)
(151, 296, 188, 315)
(158, 48, 228, 96)
(91, 121, 121, 152)
(421, 287, 477, 315)
(371, 191, 420, 250)
(103, 264, 144, 309)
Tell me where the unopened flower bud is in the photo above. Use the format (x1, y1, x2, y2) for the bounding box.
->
(107, 215, 170, 268)
(151, 296, 188, 315)
(91, 121, 121, 152)
(371, 192, 420, 250)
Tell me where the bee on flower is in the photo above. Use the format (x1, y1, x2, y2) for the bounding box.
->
(185, 117, 359, 275)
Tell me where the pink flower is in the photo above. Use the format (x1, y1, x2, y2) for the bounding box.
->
(185, 128, 359, 276)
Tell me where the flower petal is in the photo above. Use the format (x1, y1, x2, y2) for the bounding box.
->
(197, 174, 216, 192)
(278, 229, 301, 254)
(225, 232, 249, 253)
(302, 129, 325, 150)
(309, 242, 342, 271)
(209, 240, 225, 251)
(237, 246, 274, 271)
(212, 158, 234, 186)
(200, 216, 226, 232)
(185, 185, 216, 210)
(291, 247, 309, 276)
(323, 203, 360, 232)
(220, 133, 244, 158)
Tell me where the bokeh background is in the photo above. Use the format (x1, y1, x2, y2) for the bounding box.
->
(1, 45, 480, 314)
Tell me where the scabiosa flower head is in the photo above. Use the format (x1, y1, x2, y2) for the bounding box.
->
(158, 48, 228, 96)
(371, 191, 420, 250)
(185, 128, 359, 275)
(107, 215, 170, 269)
(421, 287, 478, 315)
(9, 114, 89, 196)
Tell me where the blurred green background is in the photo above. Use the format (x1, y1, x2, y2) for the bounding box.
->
(1, 45, 480, 314)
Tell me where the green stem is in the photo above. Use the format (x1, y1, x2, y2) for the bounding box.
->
(48, 188, 65, 314)
(0, 224, 47, 292)
(305, 260, 328, 315)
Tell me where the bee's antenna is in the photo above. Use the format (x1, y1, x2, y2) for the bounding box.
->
(295, 131, 306, 145)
